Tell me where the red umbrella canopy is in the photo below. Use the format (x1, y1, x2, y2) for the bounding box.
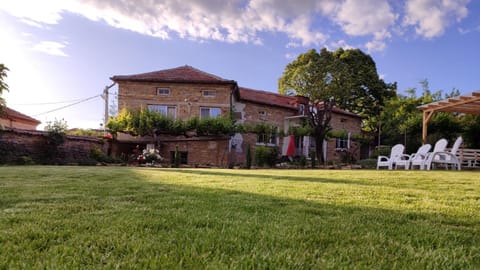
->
(286, 135, 295, 157)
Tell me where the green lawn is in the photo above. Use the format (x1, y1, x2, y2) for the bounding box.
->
(0, 166, 479, 269)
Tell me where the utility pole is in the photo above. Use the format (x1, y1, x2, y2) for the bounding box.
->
(102, 82, 116, 134)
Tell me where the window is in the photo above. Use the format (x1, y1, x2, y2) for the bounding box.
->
(257, 128, 278, 145)
(202, 90, 216, 97)
(147, 105, 176, 118)
(200, 107, 221, 118)
(156, 88, 170, 95)
(335, 134, 350, 150)
(259, 110, 267, 121)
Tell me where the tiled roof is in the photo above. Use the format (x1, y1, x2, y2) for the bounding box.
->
(317, 102, 363, 118)
(111, 65, 236, 84)
(1, 107, 41, 124)
(238, 87, 298, 110)
(239, 87, 362, 118)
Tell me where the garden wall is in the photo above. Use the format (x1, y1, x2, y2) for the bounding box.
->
(0, 128, 106, 164)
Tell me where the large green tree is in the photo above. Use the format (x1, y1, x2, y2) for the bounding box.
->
(0, 63, 9, 110)
(278, 48, 395, 163)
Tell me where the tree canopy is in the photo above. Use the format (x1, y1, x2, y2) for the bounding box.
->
(279, 48, 396, 119)
(379, 80, 476, 152)
(0, 64, 9, 109)
(278, 48, 396, 162)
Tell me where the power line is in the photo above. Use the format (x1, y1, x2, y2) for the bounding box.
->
(33, 94, 102, 117)
(10, 97, 87, 106)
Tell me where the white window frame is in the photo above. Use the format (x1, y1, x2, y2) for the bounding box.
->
(147, 105, 176, 118)
(156, 88, 170, 96)
(202, 90, 216, 97)
(335, 132, 351, 151)
(256, 127, 278, 146)
(200, 107, 221, 119)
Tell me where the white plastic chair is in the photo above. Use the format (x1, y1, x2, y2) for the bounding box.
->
(406, 144, 432, 170)
(377, 144, 404, 170)
(422, 138, 448, 170)
(426, 136, 463, 170)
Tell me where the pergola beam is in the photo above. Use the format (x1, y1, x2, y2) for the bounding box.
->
(418, 91, 480, 143)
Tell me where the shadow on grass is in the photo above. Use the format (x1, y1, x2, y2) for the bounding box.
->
(163, 168, 381, 187)
(0, 166, 478, 269)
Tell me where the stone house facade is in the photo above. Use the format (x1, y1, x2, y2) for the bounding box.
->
(111, 65, 363, 166)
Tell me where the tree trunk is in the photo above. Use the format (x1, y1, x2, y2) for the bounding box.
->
(315, 135, 324, 164)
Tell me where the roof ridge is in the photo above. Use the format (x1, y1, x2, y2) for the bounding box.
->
(1, 106, 41, 124)
(111, 65, 235, 83)
(183, 65, 229, 81)
(239, 86, 291, 98)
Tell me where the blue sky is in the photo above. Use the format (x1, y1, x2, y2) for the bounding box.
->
(1, 0, 479, 129)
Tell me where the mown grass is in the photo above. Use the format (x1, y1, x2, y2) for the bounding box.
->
(0, 166, 479, 269)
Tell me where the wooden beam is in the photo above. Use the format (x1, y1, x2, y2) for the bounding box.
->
(422, 110, 435, 144)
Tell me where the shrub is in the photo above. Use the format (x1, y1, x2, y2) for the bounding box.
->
(90, 146, 106, 162)
(0, 142, 15, 164)
(370, 146, 391, 159)
(173, 145, 180, 168)
(310, 150, 316, 168)
(246, 144, 252, 169)
(15, 156, 35, 165)
(298, 155, 307, 168)
(356, 159, 377, 169)
(254, 146, 279, 168)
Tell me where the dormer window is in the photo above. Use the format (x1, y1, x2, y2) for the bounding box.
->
(157, 88, 170, 96)
(202, 90, 216, 97)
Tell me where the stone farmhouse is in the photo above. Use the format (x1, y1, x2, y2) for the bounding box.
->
(110, 65, 363, 167)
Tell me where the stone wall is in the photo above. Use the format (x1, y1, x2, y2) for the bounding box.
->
(118, 81, 234, 119)
(0, 129, 106, 164)
(158, 137, 230, 167)
(325, 112, 363, 162)
(110, 135, 230, 167)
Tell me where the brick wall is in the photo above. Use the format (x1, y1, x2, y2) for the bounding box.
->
(0, 129, 106, 164)
(118, 81, 234, 119)
(326, 112, 363, 162)
(158, 137, 230, 167)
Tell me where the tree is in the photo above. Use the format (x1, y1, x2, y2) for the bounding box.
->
(0, 63, 9, 110)
(379, 81, 463, 153)
(278, 48, 395, 163)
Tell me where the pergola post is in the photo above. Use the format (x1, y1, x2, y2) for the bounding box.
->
(422, 110, 434, 144)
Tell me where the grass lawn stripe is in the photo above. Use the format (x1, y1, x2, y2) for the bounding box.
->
(0, 166, 479, 269)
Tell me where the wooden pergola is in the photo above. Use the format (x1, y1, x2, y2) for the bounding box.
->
(418, 91, 480, 143)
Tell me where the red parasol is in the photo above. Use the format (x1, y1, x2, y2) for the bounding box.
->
(286, 135, 295, 157)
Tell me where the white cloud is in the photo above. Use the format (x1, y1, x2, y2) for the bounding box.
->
(334, 0, 397, 36)
(0, 0, 65, 25)
(403, 0, 470, 38)
(0, 0, 473, 52)
(32, 41, 68, 57)
(328, 39, 354, 51)
(459, 24, 480, 35)
(285, 53, 297, 60)
(330, 0, 396, 52)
